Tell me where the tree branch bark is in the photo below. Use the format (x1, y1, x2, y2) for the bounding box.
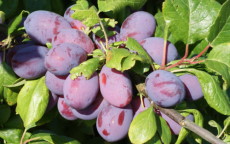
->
(136, 83, 226, 144)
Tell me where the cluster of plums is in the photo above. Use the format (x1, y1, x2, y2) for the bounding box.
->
(0, 4, 203, 142)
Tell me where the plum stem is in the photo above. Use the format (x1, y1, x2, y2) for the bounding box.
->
(135, 83, 226, 144)
(20, 129, 27, 144)
(165, 44, 189, 70)
(23, 137, 40, 144)
(190, 44, 211, 62)
(99, 20, 109, 50)
(160, 38, 168, 69)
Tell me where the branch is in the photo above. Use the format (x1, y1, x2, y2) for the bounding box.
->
(136, 83, 225, 144)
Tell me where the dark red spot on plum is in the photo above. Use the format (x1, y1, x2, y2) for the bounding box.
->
(122, 16, 132, 29)
(66, 47, 71, 57)
(61, 100, 74, 117)
(154, 81, 174, 88)
(101, 73, 107, 85)
(155, 73, 160, 78)
(127, 32, 138, 38)
(53, 17, 61, 34)
(65, 8, 71, 16)
(118, 111, 125, 125)
(102, 129, 110, 136)
(71, 22, 80, 30)
(98, 112, 103, 127)
(140, 40, 146, 45)
(160, 89, 176, 97)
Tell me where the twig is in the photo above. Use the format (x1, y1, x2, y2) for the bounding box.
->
(23, 137, 41, 144)
(136, 83, 226, 144)
(20, 129, 27, 144)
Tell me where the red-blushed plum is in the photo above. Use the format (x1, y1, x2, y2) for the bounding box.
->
(140, 37, 178, 65)
(96, 104, 133, 142)
(72, 93, 109, 120)
(145, 70, 185, 107)
(131, 97, 151, 118)
(46, 92, 59, 111)
(44, 43, 87, 76)
(119, 11, 156, 42)
(57, 97, 78, 120)
(63, 73, 99, 110)
(159, 111, 194, 135)
(11, 45, 48, 79)
(99, 65, 133, 108)
(45, 71, 67, 95)
(24, 10, 71, 45)
(179, 74, 203, 101)
(52, 29, 95, 53)
(64, 5, 87, 30)
(6, 42, 35, 65)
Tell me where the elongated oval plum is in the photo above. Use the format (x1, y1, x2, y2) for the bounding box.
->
(64, 5, 87, 30)
(24, 10, 71, 45)
(52, 29, 95, 53)
(96, 104, 133, 142)
(11, 45, 48, 79)
(179, 74, 203, 101)
(45, 71, 67, 95)
(63, 73, 99, 110)
(140, 37, 178, 65)
(119, 11, 156, 41)
(57, 97, 78, 120)
(99, 65, 133, 107)
(145, 70, 185, 107)
(44, 43, 87, 76)
(72, 93, 109, 120)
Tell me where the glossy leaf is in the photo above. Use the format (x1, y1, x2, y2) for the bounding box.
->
(31, 132, 81, 144)
(128, 107, 157, 144)
(205, 43, 230, 88)
(163, 0, 220, 44)
(70, 58, 101, 80)
(71, 0, 100, 27)
(126, 37, 153, 64)
(0, 129, 31, 144)
(0, 62, 18, 105)
(208, 0, 230, 46)
(16, 77, 49, 129)
(156, 115, 172, 144)
(182, 69, 230, 115)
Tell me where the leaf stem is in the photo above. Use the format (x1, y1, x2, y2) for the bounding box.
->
(190, 44, 211, 62)
(165, 44, 189, 70)
(23, 137, 40, 144)
(217, 120, 229, 138)
(20, 129, 27, 144)
(99, 20, 109, 50)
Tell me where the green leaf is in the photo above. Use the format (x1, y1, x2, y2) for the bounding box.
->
(208, 0, 230, 46)
(0, 62, 18, 104)
(106, 48, 130, 71)
(205, 43, 230, 89)
(175, 127, 190, 144)
(0, 0, 19, 19)
(163, 0, 221, 44)
(0, 129, 31, 144)
(223, 116, 230, 134)
(71, 0, 100, 27)
(126, 37, 153, 65)
(121, 54, 143, 71)
(156, 115, 172, 144)
(209, 120, 223, 135)
(0, 11, 5, 23)
(4, 115, 24, 129)
(188, 40, 209, 58)
(16, 77, 49, 129)
(8, 10, 29, 35)
(128, 107, 157, 144)
(181, 69, 230, 115)
(0, 104, 11, 125)
(70, 58, 101, 80)
(145, 134, 162, 144)
(31, 132, 81, 144)
(98, 0, 147, 13)
(3, 78, 25, 88)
